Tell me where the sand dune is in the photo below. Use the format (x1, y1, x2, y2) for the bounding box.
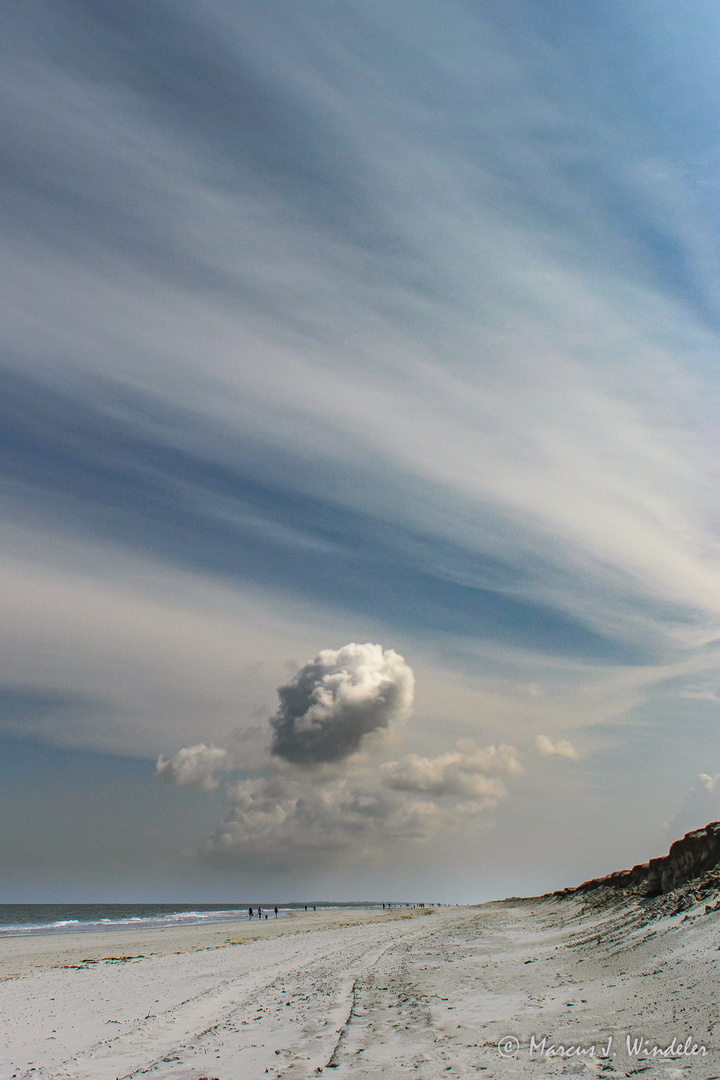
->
(2, 887, 720, 1079)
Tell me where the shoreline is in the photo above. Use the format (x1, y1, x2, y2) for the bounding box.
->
(0, 904, 439, 979)
(0, 901, 431, 940)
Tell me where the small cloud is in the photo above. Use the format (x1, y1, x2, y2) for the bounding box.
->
(535, 734, 578, 759)
(382, 742, 521, 799)
(664, 770, 720, 838)
(156, 725, 265, 789)
(156, 744, 233, 791)
(699, 772, 720, 792)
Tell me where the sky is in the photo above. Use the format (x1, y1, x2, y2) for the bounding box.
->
(3, 0, 720, 902)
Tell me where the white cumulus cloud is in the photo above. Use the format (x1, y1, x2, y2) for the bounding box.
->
(157, 645, 525, 863)
(699, 772, 720, 792)
(156, 743, 234, 791)
(381, 742, 521, 799)
(202, 738, 521, 863)
(269, 642, 414, 764)
(205, 759, 503, 863)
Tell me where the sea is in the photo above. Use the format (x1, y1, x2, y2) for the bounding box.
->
(0, 902, 388, 938)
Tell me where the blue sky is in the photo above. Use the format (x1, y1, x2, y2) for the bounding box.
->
(3, 0, 720, 900)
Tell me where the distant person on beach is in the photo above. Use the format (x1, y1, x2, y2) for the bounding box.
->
(274, 905, 278, 918)
(248, 907, 253, 919)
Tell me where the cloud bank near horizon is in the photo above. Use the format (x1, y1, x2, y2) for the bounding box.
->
(157, 643, 588, 865)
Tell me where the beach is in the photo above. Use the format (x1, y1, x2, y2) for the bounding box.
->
(3, 898, 719, 1078)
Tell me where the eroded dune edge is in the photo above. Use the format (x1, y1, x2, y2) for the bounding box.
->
(5, 829, 720, 1079)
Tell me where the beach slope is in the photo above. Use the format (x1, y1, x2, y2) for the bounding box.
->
(2, 892, 720, 1079)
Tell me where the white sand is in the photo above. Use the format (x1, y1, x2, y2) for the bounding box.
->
(3, 897, 720, 1078)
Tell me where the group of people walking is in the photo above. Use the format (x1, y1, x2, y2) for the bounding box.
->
(246, 904, 318, 918)
(247, 905, 278, 919)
